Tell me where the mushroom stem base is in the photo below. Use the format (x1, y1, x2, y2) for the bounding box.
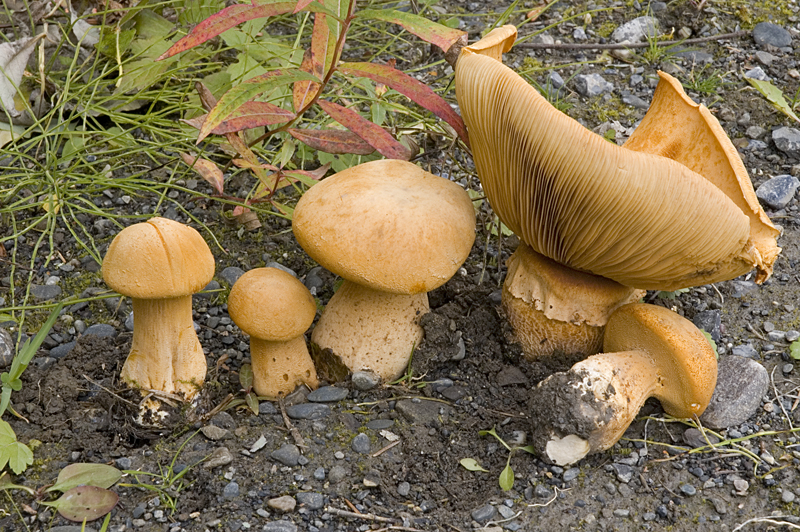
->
(250, 336, 319, 399)
(311, 280, 428, 382)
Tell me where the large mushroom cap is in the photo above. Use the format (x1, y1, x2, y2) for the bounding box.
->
(455, 26, 776, 291)
(102, 217, 215, 299)
(228, 268, 317, 341)
(292, 160, 476, 294)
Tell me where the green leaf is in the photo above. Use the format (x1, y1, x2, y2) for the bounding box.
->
(0, 420, 33, 474)
(790, 340, 800, 360)
(478, 427, 511, 451)
(746, 78, 800, 123)
(519, 445, 536, 455)
(0, 471, 35, 494)
(701, 330, 718, 358)
(499, 461, 514, 491)
(459, 458, 488, 472)
(43, 486, 119, 522)
(239, 364, 254, 390)
(245, 392, 260, 416)
(46, 463, 122, 493)
(356, 9, 466, 52)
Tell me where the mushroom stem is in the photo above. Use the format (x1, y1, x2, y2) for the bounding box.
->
(249, 336, 319, 399)
(121, 296, 206, 398)
(311, 280, 429, 381)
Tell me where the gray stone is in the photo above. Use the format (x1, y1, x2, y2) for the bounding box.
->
(613, 509, 630, 518)
(271, 444, 301, 466)
(307, 386, 348, 402)
(574, 73, 613, 97)
(621, 93, 650, 109)
(220, 266, 246, 286)
(683, 428, 720, 448)
(285, 403, 330, 420)
(328, 465, 348, 483)
(734, 479, 749, 493)
(264, 262, 297, 278)
(768, 330, 786, 342)
(0, 328, 14, 369)
(49, 341, 77, 359)
(30, 284, 62, 301)
(114, 457, 132, 469)
(194, 279, 220, 300)
(680, 484, 697, 496)
(395, 399, 452, 425)
(203, 447, 233, 469)
(262, 520, 298, 532)
(709, 496, 727, 514)
(755, 51, 777, 66)
(744, 67, 770, 81)
(366, 419, 394, 430)
(700, 356, 768, 429)
(303, 266, 325, 293)
(757, 175, 800, 210)
(223, 481, 239, 499)
(782, 490, 796, 503)
(753, 22, 793, 48)
(259, 401, 278, 415)
(200, 425, 229, 441)
(397, 481, 411, 497)
(351, 433, 371, 454)
(747, 126, 766, 139)
(125, 312, 134, 331)
(693, 310, 721, 342)
(296, 491, 324, 510)
(83, 323, 117, 338)
(351, 370, 381, 391)
(548, 71, 565, 89)
(731, 344, 758, 358)
(773, 127, 800, 158)
(534, 484, 552, 498)
(268, 495, 296, 512)
(612, 16, 658, 43)
(612, 463, 634, 483)
(746, 140, 769, 152)
(730, 280, 757, 298)
(787, 330, 800, 342)
(470, 504, 496, 523)
(563, 468, 580, 482)
(313, 467, 325, 480)
(497, 504, 516, 519)
(573, 27, 587, 41)
(676, 50, 714, 65)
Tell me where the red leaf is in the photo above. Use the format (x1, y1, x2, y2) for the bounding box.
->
(356, 9, 466, 52)
(212, 101, 295, 134)
(180, 152, 225, 194)
(288, 128, 375, 154)
(293, 0, 317, 13)
(339, 62, 469, 146)
(158, 2, 296, 60)
(293, 49, 321, 112)
(317, 100, 413, 160)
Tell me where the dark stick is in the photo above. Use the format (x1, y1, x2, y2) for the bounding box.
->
(515, 30, 747, 51)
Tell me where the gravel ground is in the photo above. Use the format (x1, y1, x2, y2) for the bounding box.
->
(2, 1, 800, 531)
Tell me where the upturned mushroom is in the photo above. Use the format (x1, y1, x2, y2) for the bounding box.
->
(102, 217, 215, 399)
(292, 159, 475, 382)
(227, 267, 319, 398)
(528, 303, 718, 466)
(455, 25, 779, 360)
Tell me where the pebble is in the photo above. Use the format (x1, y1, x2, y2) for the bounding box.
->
(271, 444, 301, 466)
(351, 370, 381, 391)
(0, 329, 14, 369)
(220, 266, 246, 286)
(786, 330, 800, 342)
(753, 22, 793, 48)
(262, 520, 297, 532)
(612, 16, 658, 43)
(744, 66, 770, 81)
(268, 495, 296, 512)
(773, 127, 800, 158)
(296, 492, 324, 510)
(731, 344, 758, 359)
(395, 399, 452, 425)
(747, 126, 767, 139)
(701, 356, 768, 429)
(709, 497, 727, 514)
(49, 341, 77, 359)
(124, 312, 134, 331)
(203, 447, 233, 469)
(676, 50, 714, 65)
(366, 419, 394, 430)
(195, 279, 220, 300)
(534, 484, 552, 498)
(680, 484, 697, 496)
(259, 402, 278, 415)
(730, 281, 757, 298)
(693, 310, 721, 342)
(307, 386, 348, 402)
(285, 403, 330, 420)
(313, 467, 325, 480)
(328, 465, 348, 483)
(470, 504, 496, 523)
(783, 490, 796, 503)
(755, 51, 777, 66)
(683, 428, 720, 448)
(734, 479, 749, 493)
(115, 457, 132, 469)
(497, 505, 515, 519)
(613, 509, 630, 518)
(397, 481, 411, 497)
(574, 73, 613, 97)
(563, 468, 580, 482)
(223, 481, 239, 499)
(30, 284, 62, 301)
(547, 71, 565, 89)
(200, 425, 229, 441)
(351, 433, 371, 454)
(496, 367, 528, 387)
(83, 323, 117, 338)
(756, 175, 800, 210)
(612, 463, 634, 484)
(264, 262, 297, 277)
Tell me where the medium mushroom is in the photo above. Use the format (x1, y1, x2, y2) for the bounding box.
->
(102, 217, 214, 399)
(455, 25, 779, 359)
(292, 159, 475, 382)
(527, 303, 718, 466)
(227, 267, 319, 398)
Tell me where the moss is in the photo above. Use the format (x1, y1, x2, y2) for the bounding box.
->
(596, 20, 616, 39)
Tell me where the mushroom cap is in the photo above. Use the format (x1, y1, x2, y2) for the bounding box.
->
(228, 268, 317, 342)
(602, 303, 717, 418)
(102, 217, 215, 299)
(455, 26, 773, 291)
(292, 160, 476, 295)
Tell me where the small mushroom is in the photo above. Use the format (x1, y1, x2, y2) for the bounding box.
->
(228, 268, 319, 398)
(528, 303, 718, 466)
(292, 160, 475, 382)
(102, 217, 215, 399)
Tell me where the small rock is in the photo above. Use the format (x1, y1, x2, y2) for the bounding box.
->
(783, 364, 794, 374)
(259, 402, 278, 415)
(296, 492, 324, 510)
(680, 484, 697, 496)
(470, 504, 496, 524)
(30, 284, 62, 301)
(285, 403, 330, 420)
(262, 520, 298, 532)
(612, 463, 634, 483)
(83, 324, 117, 338)
(268, 495, 297, 512)
(730, 281, 757, 298)
(328, 465, 348, 483)
(547, 71, 565, 89)
(747, 126, 766, 140)
(676, 50, 714, 65)
(744, 67, 770, 81)
(200, 425, 229, 441)
(203, 447, 233, 469)
(773, 127, 800, 158)
(534, 484, 552, 498)
(755, 51, 777, 66)
(307, 386, 348, 402)
(351, 370, 381, 391)
(756, 175, 800, 210)
(731, 344, 758, 359)
(429, 378, 454, 393)
(497, 505, 516, 519)
(733, 479, 749, 493)
(683, 428, 720, 448)
(0, 329, 12, 370)
(496, 366, 528, 387)
(271, 444, 301, 466)
(366, 419, 394, 430)
(786, 330, 800, 342)
(574, 73, 613, 97)
(710, 496, 727, 514)
(563, 468, 580, 482)
(782, 490, 796, 503)
(114, 457, 132, 469)
(693, 310, 721, 342)
(612, 16, 658, 43)
(49, 341, 77, 359)
(395, 399, 452, 425)
(223, 481, 239, 499)
(195, 279, 220, 300)
(264, 262, 297, 277)
(753, 22, 793, 48)
(397, 481, 411, 497)
(220, 266, 246, 286)
(700, 356, 768, 429)
(621, 93, 650, 109)
(351, 433, 371, 454)
(613, 509, 631, 518)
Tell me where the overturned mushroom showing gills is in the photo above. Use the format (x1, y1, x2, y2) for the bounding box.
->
(102, 217, 215, 399)
(227, 267, 319, 398)
(528, 303, 718, 466)
(292, 160, 475, 382)
(503, 244, 644, 366)
(455, 25, 779, 291)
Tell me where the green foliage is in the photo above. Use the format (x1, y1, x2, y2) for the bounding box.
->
(682, 66, 727, 95)
(790, 340, 800, 360)
(655, 288, 690, 300)
(700, 330, 718, 358)
(747, 78, 800, 123)
(460, 427, 535, 491)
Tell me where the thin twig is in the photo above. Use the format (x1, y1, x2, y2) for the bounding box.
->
(278, 397, 308, 451)
(82, 374, 137, 408)
(516, 30, 747, 50)
(732, 516, 800, 531)
(527, 486, 569, 507)
(770, 365, 794, 431)
(745, 323, 766, 341)
(325, 506, 395, 523)
(372, 440, 401, 458)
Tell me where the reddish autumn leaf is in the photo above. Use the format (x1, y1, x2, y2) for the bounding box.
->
(293, 49, 320, 112)
(195, 81, 218, 111)
(180, 152, 225, 194)
(356, 9, 466, 52)
(339, 62, 469, 146)
(317, 99, 413, 160)
(288, 128, 375, 155)
(158, 2, 297, 60)
(212, 101, 295, 134)
(293, 0, 317, 13)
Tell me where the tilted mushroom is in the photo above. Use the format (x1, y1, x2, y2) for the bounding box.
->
(227, 267, 319, 398)
(455, 25, 779, 359)
(102, 217, 215, 399)
(292, 159, 475, 382)
(527, 303, 718, 466)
